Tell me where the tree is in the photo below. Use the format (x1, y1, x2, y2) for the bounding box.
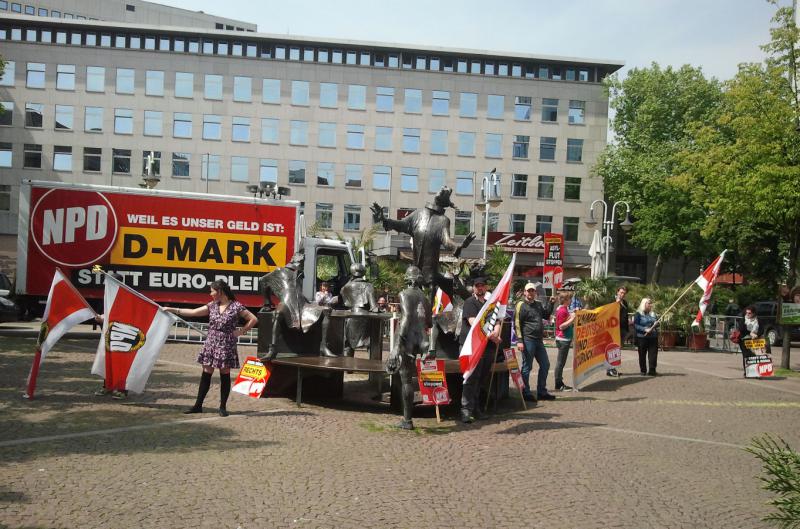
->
(594, 64, 723, 282)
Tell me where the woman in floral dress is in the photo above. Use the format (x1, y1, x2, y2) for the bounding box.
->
(166, 279, 257, 416)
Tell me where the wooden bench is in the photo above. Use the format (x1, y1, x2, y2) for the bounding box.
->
(270, 355, 509, 407)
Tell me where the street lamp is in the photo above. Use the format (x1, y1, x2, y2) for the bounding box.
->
(475, 168, 502, 260)
(584, 199, 634, 276)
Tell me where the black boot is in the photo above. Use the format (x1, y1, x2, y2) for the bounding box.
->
(185, 371, 211, 414)
(219, 372, 231, 417)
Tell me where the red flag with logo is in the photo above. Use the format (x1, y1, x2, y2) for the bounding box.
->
(26, 268, 96, 398)
(432, 288, 453, 315)
(693, 250, 727, 327)
(459, 253, 516, 382)
(91, 275, 176, 394)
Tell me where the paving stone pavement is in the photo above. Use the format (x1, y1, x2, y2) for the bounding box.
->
(1, 327, 799, 529)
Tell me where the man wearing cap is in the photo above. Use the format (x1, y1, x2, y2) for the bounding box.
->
(514, 282, 554, 401)
(459, 276, 501, 423)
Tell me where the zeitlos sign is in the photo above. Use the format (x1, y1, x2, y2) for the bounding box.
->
(487, 232, 545, 253)
(19, 182, 297, 307)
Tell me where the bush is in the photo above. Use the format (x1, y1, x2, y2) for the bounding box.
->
(746, 434, 800, 528)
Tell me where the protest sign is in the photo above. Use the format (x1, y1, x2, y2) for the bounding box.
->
(416, 359, 451, 406)
(232, 356, 272, 398)
(503, 348, 525, 393)
(780, 303, 800, 325)
(572, 303, 621, 388)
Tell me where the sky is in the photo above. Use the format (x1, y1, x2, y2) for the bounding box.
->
(154, 0, 781, 81)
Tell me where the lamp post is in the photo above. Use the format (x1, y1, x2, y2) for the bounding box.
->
(475, 169, 502, 260)
(584, 199, 634, 277)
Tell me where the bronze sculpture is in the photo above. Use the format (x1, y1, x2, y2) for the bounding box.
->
(385, 265, 431, 430)
(340, 262, 379, 357)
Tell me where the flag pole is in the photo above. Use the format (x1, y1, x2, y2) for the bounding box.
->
(513, 348, 527, 411)
(24, 347, 43, 399)
(653, 281, 696, 326)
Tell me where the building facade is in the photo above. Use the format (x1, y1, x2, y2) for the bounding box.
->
(0, 3, 623, 278)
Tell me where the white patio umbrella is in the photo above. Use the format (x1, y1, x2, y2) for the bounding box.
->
(589, 229, 605, 279)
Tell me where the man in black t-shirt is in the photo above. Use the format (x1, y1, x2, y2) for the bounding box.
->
(459, 277, 501, 424)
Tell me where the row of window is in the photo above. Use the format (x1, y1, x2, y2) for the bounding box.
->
(0, 143, 583, 200)
(0, 1, 92, 20)
(1, 61, 588, 124)
(0, 24, 605, 82)
(1, 102, 586, 162)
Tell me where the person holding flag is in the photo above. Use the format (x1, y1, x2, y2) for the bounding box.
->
(165, 279, 257, 416)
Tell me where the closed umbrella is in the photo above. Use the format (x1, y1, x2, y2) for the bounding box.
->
(589, 230, 605, 279)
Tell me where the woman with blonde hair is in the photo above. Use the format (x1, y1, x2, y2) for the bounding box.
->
(633, 297, 660, 376)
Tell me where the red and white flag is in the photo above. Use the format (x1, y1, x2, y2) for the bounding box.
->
(26, 269, 96, 398)
(459, 253, 517, 382)
(91, 275, 177, 394)
(693, 250, 727, 327)
(432, 288, 453, 315)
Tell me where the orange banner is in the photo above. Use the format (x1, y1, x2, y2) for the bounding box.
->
(572, 302, 621, 388)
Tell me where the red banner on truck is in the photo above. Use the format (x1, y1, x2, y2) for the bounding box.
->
(18, 181, 298, 307)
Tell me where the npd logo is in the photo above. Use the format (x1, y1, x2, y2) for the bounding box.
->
(105, 321, 145, 353)
(30, 189, 118, 267)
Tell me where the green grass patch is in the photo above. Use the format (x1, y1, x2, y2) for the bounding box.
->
(774, 368, 800, 378)
(359, 420, 454, 435)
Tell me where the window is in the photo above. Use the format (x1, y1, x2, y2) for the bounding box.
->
(429, 169, 445, 193)
(455, 211, 471, 236)
(101, 34, 111, 47)
(415, 56, 426, 69)
(303, 48, 314, 61)
(346, 51, 356, 65)
(345, 164, 362, 188)
(404, 88, 422, 113)
(142, 151, 161, 176)
(317, 162, 334, 186)
(144, 110, 162, 136)
(171, 153, 190, 178)
(259, 159, 277, 184)
(567, 139, 584, 162)
(537, 175, 554, 199)
(116, 68, 135, 94)
(373, 165, 391, 190)
(291, 80, 309, 105)
(200, 114, 222, 140)
(115, 35, 126, 48)
(288, 160, 306, 184)
(566, 68, 576, 81)
(376, 86, 394, 112)
(403, 128, 420, 153)
(542, 98, 558, 122)
(458, 132, 475, 156)
(375, 126, 392, 151)
(487, 95, 504, 119)
(514, 96, 531, 120)
(261, 118, 279, 144)
(112, 108, 133, 134)
(348, 85, 366, 110)
(432, 90, 449, 116)
(512, 135, 530, 159)
(145, 70, 164, 96)
(286, 120, 307, 145)
(173, 112, 192, 138)
(485, 133, 502, 158)
(10, 2, 20, 12)
(201, 154, 221, 181)
(25, 103, 43, 128)
(228, 117, 249, 143)
(175, 72, 193, 98)
(54, 105, 73, 130)
(83, 147, 101, 172)
(539, 65, 549, 79)
(112, 148, 131, 174)
(540, 137, 556, 160)
(346, 124, 365, 149)
(0, 102, 12, 126)
(320, 82, 338, 108)
(510, 214, 526, 233)
(388, 54, 399, 68)
(455, 171, 473, 195)
(482, 212, 499, 233)
(511, 174, 527, 197)
(202, 40, 213, 54)
(536, 215, 553, 233)
(457, 59, 467, 73)
(316, 203, 333, 229)
(579, 69, 590, 82)
(332, 50, 342, 63)
(318, 122, 336, 148)
(460, 92, 477, 118)
(289, 47, 300, 61)
(204, 74, 223, 100)
(565, 177, 582, 200)
(0, 61, 15, 86)
(56, 64, 75, 90)
(564, 217, 579, 242)
(233, 76, 252, 102)
(53, 146, 72, 171)
(343, 205, 361, 231)
(275, 46, 286, 60)
(26, 62, 45, 88)
(85, 107, 103, 132)
(263, 79, 280, 104)
(23, 143, 41, 169)
(569, 100, 585, 124)
(401, 167, 418, 192)
(0, 142, 10, 168)
(431, 130, 448, 155)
